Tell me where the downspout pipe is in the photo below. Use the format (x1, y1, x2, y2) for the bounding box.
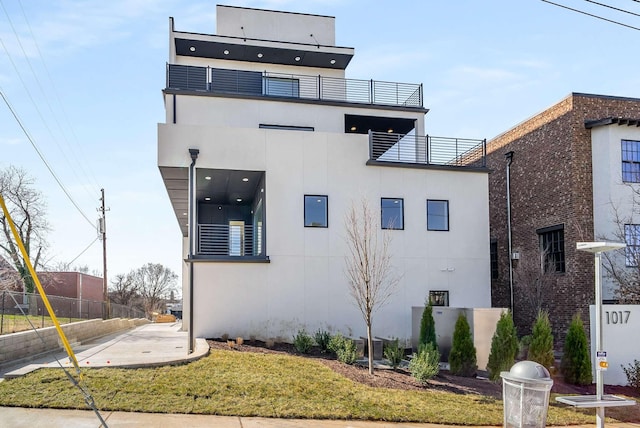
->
(188, 148, 199, 353)
(505, 151, 514, 314)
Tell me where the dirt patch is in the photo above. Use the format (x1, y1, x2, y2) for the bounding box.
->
(207, 339, 640, 399)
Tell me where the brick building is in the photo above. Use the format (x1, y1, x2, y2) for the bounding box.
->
(37, 272, 104, 318)
(486, 93, 640, 343)
(37, 272, 103, 300)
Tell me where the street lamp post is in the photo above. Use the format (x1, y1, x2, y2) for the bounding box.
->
(577, 242, 625, 428)
(557, 242, 635, 428)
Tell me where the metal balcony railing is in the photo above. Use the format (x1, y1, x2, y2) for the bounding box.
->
(166, 64, 423, 108)
(197, 223, 259, 257)
(369, 131, 486, 168)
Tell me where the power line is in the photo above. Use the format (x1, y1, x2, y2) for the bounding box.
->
(0, 0, 101, 201)
(0, 87, 96, 228)
(541, 0, 640, 31)
(583, 0, 640, 18)
(15, 0, 102, 195)
(67, 236, 100, 266)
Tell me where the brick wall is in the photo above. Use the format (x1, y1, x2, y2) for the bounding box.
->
(486, 93, 640, 346)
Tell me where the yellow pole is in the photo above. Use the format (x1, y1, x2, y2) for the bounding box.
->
(0, 194, 80, 370)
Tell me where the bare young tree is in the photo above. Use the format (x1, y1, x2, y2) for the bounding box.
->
(109, 273, 140, 307)
(344, 198, 400, 375)
(600, 194, 640, 303)
(0, 166, 49, 293)
(131, 263, 178, 318)
(513, 249, 556, 330)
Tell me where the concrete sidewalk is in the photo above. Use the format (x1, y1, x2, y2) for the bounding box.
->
(1, 407, 638, 428)
(1, 322, 209, 379)
(0, 407, 466, 428)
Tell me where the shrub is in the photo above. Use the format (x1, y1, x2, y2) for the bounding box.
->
(518, 335, 532, 360)
(527, 310, 554, 371)
(622, 359, 640, 390)
(449, 313, 477, 377)
(561, 313, 592, 385)
(293, 329, 313, 354)
(383, 338, 404, 369)
(487, 311, 519, 381)
(419, 301, 437, 350)
(314, 329, 332, 352)
(328, 333, 357, 364)
(409, 343, 440, 384)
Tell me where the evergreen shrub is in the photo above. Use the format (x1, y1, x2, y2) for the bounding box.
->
(560, 313, 592, 385)
(383, 338, 404, 369)
(314, 329, 332, 353)
(448, 313, 477, 377)
(409, 343, 440, 384)
(293, 329, 313, 354)
(328, 333, 357, 364)
(622, 359, 640, 390)
(527, 310, 554, 371)
(487, 311, 519, 381)
(419, 301, 437, 350)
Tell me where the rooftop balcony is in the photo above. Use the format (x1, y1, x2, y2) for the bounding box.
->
(369, 131, 486, 168)
(166, 64, 423, 108)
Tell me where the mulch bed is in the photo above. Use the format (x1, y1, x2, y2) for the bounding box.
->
(206, 338, 640, 399)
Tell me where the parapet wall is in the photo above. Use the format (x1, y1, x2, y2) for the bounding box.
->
(0, 318, 149, 365)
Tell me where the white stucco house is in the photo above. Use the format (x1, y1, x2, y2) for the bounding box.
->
(589, 117, 640, 300)
(157, 5, 491, 350)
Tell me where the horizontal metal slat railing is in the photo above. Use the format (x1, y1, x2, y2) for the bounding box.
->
(369, 132, 486, 168)
(197, 223, 255, 256)
(166, 64, 423, 108)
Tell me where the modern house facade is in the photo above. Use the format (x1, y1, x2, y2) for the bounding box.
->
(158, 5, 491, 348)
(486, 92, 640, 341)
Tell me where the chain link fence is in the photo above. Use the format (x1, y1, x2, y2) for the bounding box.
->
(0, 290, 146, 335)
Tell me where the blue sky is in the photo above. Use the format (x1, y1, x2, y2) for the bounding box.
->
(1, 0, 639, 286)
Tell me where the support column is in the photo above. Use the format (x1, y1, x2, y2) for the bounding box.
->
(187, 148, 199, 353)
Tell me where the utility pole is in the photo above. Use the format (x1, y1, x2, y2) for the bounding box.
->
(98, 189, 110, 319)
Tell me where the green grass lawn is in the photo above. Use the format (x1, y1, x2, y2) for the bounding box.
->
(0, 314, 83, 335)
(0, 350, 637, 424)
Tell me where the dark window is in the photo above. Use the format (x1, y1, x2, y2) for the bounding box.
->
(622, 140, 640, 183)
(427, 200, 449, 231)
(538, 225, 565, 273)
(429, 291, 449, 307)
(304, 195, 328, 227)
(625, 224, 640, 267)
(381, 198, 404, 230)
(490, 240, 499, 280)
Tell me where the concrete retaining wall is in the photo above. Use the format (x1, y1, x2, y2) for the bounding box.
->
(0, 318, 149, 365)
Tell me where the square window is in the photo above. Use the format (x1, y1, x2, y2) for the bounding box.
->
(538, 225, 565, 273)
(304, 195, 328, 227)
(429, 291, 449, 307)
(427, 200, 449, 231)
(381, 198, 403, 230)
(625, 224, 640, 267)
(622, 140, 640, 183)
